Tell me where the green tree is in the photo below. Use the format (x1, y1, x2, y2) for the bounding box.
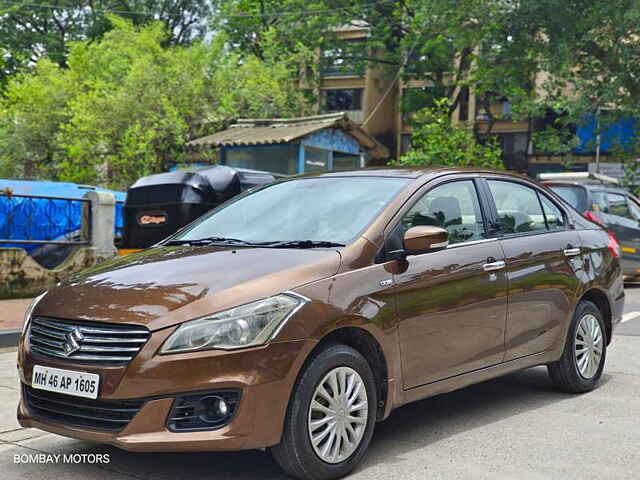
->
(0, 17, 314, 188)
(215, 1, 640, 142)
(393, 100, 503, 169)
(0, 60, 71, 177)
(213, 1, 536, 126)
(0, 0, 211, 83)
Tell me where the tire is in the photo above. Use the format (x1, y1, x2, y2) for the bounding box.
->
(270, 343, 377, 480)
(548, 300, 607, 393)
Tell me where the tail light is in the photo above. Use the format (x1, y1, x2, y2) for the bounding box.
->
(608, 232, 621, 258)
(583, 210, 604, 227)
(583, 210, 621, 258)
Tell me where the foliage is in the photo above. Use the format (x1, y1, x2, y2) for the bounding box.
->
(213, 1, 540, 126)
(622, 161, 640, 198)
(0, 58, 78, 178)
(214, 1, 640, 136)
(393, 100, 503, 169)
(0, 0, 211, 84)
(516, 1, 640, 118)
(0, 18, 314, 188)
(531, 125, 580, 170)
(607, 140, 640, 197)
(3, 1, 640, 180)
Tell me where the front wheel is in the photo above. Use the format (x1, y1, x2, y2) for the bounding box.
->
(270, 343, 377, 480)
(548, 300, 607, 393)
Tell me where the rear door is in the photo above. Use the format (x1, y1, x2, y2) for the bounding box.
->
(483, 178, 583, 360)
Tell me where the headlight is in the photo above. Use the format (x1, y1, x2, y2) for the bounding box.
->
(22, 291, 47, 334)
(160, 293, 307, 354)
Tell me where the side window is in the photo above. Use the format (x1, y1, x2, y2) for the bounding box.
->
(592, 191, 608, 213)
(487, 180, 546, 234)
(401, 180, 486, 245)
(607, 192, 632, 219)
(539, 194, 566, 230)
(628, 197, 640, 221)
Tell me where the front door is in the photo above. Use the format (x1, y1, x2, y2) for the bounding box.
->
(390, 178, 508, 389)
(484, 179, 582, 360)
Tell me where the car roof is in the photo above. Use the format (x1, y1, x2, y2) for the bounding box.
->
(311, 166, 522, 180)
(544, 181, 629, 194)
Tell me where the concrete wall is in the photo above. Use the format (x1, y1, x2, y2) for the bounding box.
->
(0, 191, 117, 299)
(0, 247, 98, 299)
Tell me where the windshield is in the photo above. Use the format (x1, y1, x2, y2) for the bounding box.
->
(173, 177, 408, 245)
(547, 185, 588, 212)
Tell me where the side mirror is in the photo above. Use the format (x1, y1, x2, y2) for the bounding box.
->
(402, 226, 449, 256)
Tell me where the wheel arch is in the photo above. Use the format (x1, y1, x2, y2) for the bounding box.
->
(579, 288, 613, 344)
(303, 326, 390, 421)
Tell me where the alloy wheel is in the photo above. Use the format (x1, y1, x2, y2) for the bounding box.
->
(575, 313, 604, 379)
(307, 366, 369, 464)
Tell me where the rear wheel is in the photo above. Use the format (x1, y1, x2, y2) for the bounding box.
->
(548, 300, 607, 393)
(270, 344, 377, 480)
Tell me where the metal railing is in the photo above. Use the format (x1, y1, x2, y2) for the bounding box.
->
(0, 192, 91, 246)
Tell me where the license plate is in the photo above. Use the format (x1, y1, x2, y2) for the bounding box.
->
(32, 365, 99, 399)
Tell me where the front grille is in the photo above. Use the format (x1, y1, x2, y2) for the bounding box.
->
(24, 385, 145, 431)
(29, 317, 150, 365)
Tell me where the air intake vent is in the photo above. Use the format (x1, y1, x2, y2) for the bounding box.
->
(29, 317, 150, 365)
(24, 385, 144, 431)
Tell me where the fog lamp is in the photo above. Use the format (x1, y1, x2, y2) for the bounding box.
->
(167, 390, 240, 432)
(199, 396, 229, 423)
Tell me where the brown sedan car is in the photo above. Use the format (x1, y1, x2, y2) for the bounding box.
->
(17, 168, 624, 479)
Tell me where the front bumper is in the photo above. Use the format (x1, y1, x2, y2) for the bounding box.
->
(17, 332, 314, 452)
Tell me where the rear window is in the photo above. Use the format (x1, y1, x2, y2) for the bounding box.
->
(547, 185, 587, 212)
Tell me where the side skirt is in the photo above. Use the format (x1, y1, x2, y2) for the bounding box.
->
(395, 349, 561, 409)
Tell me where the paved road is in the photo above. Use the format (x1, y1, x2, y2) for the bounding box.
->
(619, 284, 640, 335)
(0, 298, 32, 331)
(1, 293, 640, 479)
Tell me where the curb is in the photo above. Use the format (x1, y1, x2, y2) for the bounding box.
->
(0, 329, 21, 348)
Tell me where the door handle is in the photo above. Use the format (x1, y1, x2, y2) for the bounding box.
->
(483, 260, 506, 272)
(564, 248, 581, 257)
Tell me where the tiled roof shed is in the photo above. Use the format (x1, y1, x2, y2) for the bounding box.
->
(187, 113, 389, 175)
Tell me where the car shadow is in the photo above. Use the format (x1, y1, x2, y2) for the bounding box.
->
(17, 367, 609, 479)
(361, 367, 610, 472)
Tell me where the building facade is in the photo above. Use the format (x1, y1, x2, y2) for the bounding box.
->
(317, 23, 631, 179)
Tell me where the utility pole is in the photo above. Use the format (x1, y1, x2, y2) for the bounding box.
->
(595, 106, 601, 174)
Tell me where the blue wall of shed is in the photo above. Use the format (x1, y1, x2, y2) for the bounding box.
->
(220, 127, 364, 174)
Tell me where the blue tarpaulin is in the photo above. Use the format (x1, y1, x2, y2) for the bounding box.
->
(0, 180, 125, 252)
(575, 114, 639, 154)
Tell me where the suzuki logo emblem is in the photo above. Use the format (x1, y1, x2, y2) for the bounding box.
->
(63, 328, 83, 356)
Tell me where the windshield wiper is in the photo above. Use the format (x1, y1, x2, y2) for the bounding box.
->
(262, 240, 346, 249)
(164, 236, 252, 246)
(164, 238, 345, 249)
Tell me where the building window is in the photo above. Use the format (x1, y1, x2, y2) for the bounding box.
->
(324, 89, 363, 112)
(225, 146, 298, 175)
(400, 134, 413, 156)
(320, 39, 365, 77)
(304, 147, 330, 173)
(333, 153, 361, 170)
(458, 86, 470, 122)
(498, 132, 529, 154)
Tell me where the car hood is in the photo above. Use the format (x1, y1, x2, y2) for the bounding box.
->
(35, 245, 341, 331)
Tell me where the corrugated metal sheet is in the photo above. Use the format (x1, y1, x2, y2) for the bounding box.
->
(188, 113, 347, 147)
(187, 112, 390, 159)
